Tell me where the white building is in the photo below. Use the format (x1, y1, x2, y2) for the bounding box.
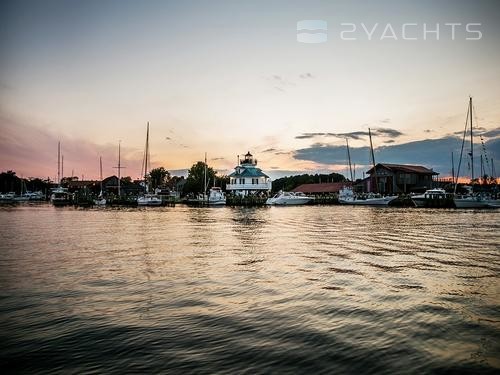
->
(226, 152, 272, 196)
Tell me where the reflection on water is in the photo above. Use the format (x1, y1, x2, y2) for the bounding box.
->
(0, 204, 499, 373)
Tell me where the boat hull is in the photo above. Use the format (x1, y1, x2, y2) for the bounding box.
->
(453, 198, 489, 208)
(339, 196, 397, 206)
(137, 200, 162, 206)
(266, 198, 312, 205)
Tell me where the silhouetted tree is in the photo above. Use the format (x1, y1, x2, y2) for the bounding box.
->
(271, 173, 346, 193)
(183, 161, 216, 195)
(0, 171, 21, 193)
(149, 167, 170, 189)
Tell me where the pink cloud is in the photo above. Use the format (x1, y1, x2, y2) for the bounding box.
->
(0, 114, 145, 180)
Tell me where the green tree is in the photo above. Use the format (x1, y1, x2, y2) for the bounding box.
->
(149, 167, 170, 189)
(183, 161, 216, 195)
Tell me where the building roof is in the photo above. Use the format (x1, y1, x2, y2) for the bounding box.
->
(229, 166, 269, 178)
(367, 163, 438, 175)
(292, 182, 348, 194)
(66, 180, 97, 188)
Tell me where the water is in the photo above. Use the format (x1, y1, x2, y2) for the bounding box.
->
(0, 204, 499, 374)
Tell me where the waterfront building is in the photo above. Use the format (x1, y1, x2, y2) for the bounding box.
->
(101, 176, 144, 196)
(226, 152, 272, 196)
(365, 163, 439, 194)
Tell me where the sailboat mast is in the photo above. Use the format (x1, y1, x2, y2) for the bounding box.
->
(204, 152, 207, 193)
(57, 141, 61, 185)
(144, 122, 150, 193)
(451, 152, 455, 183)
(346, 138, 354, 182)
(368, 128, 378, 193)
(469, 96, 474, 183)
(118, 141, 121, 196)
(99, 156, 103, 194)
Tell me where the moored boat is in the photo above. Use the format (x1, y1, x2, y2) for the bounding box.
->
(137, 122, 162, 206)
(338, 186, 397, 206)
(50, 187, 72, 206)
(266, 191, 313, 205)
(411, 188, 454, 208)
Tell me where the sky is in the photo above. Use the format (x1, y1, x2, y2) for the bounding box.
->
(1, 0, 499, 181)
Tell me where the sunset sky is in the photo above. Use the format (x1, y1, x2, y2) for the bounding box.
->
(1, 0, 499, 181)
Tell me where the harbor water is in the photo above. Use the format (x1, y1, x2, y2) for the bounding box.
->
(0, 204, 499, 373)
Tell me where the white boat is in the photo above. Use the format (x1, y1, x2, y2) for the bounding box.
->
(137, 193, 162, 206)
(485, 199, 500, 208)
(50, 142, 72, 206)
(0, 192, 15, 202)
(338, 187, 397, 206)
(207, 187, 226, 205)
(411, 188, 449, 207)
(266, 191, 313, 205)
(454, 194, 489, 208)
(50, 187, 72, 206)
(137, 122, 162, 206)
(94, 157, 107, 206)
(26, 191, 45, 201)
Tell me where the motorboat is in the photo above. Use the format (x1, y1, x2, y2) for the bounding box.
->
(94, 194, 107, 206)
(50, 187, 72, 206)
(266, 191, 313, 205)
(411, 188, 451, 208)
(454, 194, 490, 209)
(338, 187, 397, 206)
(25, 191, 45, 201)
(207, 187, 226, 205)
(191, 188, 226, 206)
(137, 193, 162, 206)
(0, 192, 15, 203)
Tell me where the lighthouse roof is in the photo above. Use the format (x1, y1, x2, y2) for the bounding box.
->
(229, 166, 269, 178)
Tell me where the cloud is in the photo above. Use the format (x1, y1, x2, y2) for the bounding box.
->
(375, 128, 403, 137)
(265, 74, 296, 92)
(295, 128, 403, 140)
(293, 135, 500, 176)
(0, 114, 145, 180)
(481, 127, 500, 138)
(211, 157, 225, 161)
(299, 73, 315, 79)
(380, 118, 391, 124)
(261, 148, 277, 153)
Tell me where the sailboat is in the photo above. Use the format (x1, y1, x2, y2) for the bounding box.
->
(13, 179, 30, 202)
(50, 141, 72, 206)
(453, 97, 495, 208)
(94, 156, 106, 206)
(187, 153, 226, 206)
(339, 130, 398, 206)
(137, 122, 162, 206)
(200, 153, 226, 205)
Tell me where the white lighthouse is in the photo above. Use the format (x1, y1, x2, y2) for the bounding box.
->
(226, 152, 272, 196)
